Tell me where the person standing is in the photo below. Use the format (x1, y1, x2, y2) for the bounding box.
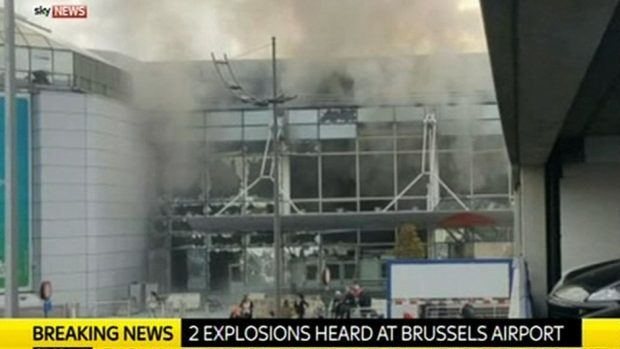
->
(294, 293, 309, 319)
(281, 299, 295, 319)
(240, 295, 254, 319)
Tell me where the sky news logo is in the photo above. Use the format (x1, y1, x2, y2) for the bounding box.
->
(33, 5, 88, 19)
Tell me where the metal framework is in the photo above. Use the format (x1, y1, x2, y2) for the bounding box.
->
(213, 122, 302, 216)
(384, 112, 469, 212)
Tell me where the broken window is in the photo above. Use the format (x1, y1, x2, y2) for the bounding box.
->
(319, 108, 357, 124)
(207, 157, 242, 199)
(290, 156, 319, 199)
(344, 263, 356, 280)
(322, 201, 357, 213)
(359, 137, 393, 152)
(438, 151, 472, 195)
(397, 154, 423, 195)
(321, 155, 356, 198)
(360, 200, 391, 212)
(358, 122, 393, 137)
(473, 151, 510, 195)
(306, 265, 318, 280)
(288, 109, 318, 124)
(321, 139, 355, 152)
(360, 154, 394, 197)
(360, 230, 395, 244)
(327, 264, 340, 280)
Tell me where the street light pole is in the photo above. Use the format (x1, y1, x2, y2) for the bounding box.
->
(271, 36, 283, 317)
(4, 0, 19, 317)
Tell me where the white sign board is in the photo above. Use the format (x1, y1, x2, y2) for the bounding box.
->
(388, 260, 512, 318)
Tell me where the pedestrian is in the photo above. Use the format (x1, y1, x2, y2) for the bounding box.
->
(461, 303, 476, 319)
(342, 287, 357, 319)
(239, 295, 254, 319)
(230, 305, 242, 319)
(281, 299, 295, 319)
(294, 293, 309, 319)
(330, 291, 342, 319)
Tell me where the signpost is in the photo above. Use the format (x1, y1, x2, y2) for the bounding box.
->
(39, 281, 52, 317)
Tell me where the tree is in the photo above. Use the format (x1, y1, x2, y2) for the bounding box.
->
(394, 224, 426, 259)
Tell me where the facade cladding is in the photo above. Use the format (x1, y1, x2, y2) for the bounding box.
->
(0, 19, 512, 312)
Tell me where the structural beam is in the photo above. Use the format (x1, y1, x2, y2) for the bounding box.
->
(187, 210, 513, 233)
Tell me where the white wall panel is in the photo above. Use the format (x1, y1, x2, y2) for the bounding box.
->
(34, 130, 85, 148)
(36, 148, 85, 166)
(36, 166, 85, 184)
(561, 163, 620, 271)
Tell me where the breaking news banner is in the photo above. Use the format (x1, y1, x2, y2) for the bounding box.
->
(0, 319, 618, 348)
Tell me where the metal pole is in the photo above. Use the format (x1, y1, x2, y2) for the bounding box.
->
(4, 0, 19, 318)
(271, 36, 282, 317)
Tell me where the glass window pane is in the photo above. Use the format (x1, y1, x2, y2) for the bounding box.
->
(395, 106, 425, 121)
(397, 121, 423, 135)
(344, 264, 356, 279)
(244, 126, 270, 141)
(23, 33, 50, 48)
(359, 137, 393, 152)
(475, 119, 503, 135)
(206, 127, 242, 142)
(327, 264, 340, 280)
(360, 154, 394, 197)
(16, 47, 29, 71)
(321, 139, 355, 152)
(287, 140, 318, 154)
(306, 265, 318, 280)
(31, 48, 52, 72)
(289, 109, 317, 124)
(397, 136, 423, 151)
(319, 108, 357, 124)
(244, 110, 271, 126)
(206, 111, 241, 126)
(474, 135, 505, 150)
(438, 151, 472, 195)
(360, 200, 392, 212)
(290, 156, 318, 199)
(397, 154, 423, 195)
(480, 105, 500, 119)
(322, 155, 356, 198)
(320, 124, 356, 139)
(53, 50, 73, 74)
(358, 107, 393, 122)
(360, 230, 395, 243)
(473, 151, 510, 195)
(358, 122, 392, 136)
(287, 124, 317, 140)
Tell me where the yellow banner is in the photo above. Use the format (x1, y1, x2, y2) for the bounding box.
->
(582, 319, 620, 349)
(0, 319, 181, 349)
(0, 319, 615, 348)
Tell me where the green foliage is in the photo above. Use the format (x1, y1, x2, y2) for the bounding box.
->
(394, 224, 426, 259)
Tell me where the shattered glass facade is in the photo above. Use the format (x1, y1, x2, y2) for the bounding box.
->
(157, 102, 513, 295)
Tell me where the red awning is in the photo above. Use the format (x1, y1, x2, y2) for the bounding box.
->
(439, 212, 496, 228)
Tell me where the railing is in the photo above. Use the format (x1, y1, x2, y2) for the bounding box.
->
(89, 300, 133, 318)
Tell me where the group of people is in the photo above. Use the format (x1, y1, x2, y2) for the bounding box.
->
(329, 284, 372, 319)
(230, 294, 310, 319)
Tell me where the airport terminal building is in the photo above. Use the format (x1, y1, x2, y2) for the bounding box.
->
(0, 16, 513, 315)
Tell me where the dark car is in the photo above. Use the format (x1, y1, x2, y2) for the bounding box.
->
(548, 259, 620, 318)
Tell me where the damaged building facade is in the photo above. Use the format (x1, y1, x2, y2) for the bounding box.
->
(0, 15, 513, 311)
(145, 55, 514, 298)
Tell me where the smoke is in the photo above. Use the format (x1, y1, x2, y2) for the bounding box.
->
(19, 0, 496, 201)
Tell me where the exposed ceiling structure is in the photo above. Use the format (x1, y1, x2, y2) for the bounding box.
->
(481, 0, 620, 166)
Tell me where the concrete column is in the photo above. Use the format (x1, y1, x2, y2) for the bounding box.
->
(516, 166, 547, 317)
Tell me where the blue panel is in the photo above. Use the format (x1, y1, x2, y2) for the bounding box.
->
(0, 95, 31, 290)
